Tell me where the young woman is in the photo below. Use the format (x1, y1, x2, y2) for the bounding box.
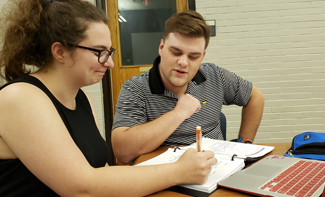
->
(0, 0, 217, 196)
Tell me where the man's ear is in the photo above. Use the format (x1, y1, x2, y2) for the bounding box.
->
(158, 39, 164, 56)
(51, 42, 67, 64)
(202, 51, 206, 60)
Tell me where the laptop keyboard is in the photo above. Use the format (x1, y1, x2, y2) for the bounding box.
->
(260, 160, 325, 197)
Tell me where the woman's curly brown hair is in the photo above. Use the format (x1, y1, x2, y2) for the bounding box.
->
(0, 0, 108, 82)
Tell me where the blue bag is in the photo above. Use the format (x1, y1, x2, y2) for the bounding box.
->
(284, 132, 325, 160)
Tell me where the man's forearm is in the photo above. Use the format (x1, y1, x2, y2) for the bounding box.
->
(112, 110, 186, 164)
(238, 85, 265, 141)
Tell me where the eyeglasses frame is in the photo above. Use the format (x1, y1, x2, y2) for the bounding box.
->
(68, 44, 116, 64)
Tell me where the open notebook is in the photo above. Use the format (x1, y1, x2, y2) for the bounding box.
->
(218, 155, 325, 197)
(136, 138, 274, 194)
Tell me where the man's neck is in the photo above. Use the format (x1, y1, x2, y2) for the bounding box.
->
(164, 83, 188, 97)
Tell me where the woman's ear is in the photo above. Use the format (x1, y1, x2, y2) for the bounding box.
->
(51, 42, 67, 64)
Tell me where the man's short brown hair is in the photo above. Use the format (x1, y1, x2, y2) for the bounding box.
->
(163, 10, 211, 49)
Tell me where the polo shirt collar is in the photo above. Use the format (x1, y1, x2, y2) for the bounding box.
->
(149, 56, 206, 94)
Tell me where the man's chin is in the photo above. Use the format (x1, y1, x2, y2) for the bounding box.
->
(170, 80, 188, 87)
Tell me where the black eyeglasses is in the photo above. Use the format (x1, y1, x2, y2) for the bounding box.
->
(68, 44, 116, 64)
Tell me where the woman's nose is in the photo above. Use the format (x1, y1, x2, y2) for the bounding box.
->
(103, 56, 114, 69)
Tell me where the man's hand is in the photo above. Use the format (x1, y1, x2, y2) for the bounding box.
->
(173, 94, 201, 120)
(174, 148, 218, 185)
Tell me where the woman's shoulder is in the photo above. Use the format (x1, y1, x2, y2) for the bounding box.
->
(0, 78, 56, 149)
(0, 79, 45, 99)
(1, 74, 47, 95)
(0, 77, 54, 117)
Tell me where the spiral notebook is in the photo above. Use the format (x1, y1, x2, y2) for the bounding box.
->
(136, 138, 274, 194)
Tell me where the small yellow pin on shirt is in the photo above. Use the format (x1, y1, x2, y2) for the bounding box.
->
(202, 101, 207, 105)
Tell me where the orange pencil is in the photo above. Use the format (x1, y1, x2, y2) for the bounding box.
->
(196, 126, 202, 152)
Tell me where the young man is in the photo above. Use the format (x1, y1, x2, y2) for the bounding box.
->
(112, 10, 265, 164)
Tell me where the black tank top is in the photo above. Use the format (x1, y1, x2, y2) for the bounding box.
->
(0, 75, 109, 196)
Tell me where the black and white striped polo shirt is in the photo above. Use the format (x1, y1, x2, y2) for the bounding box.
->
(112, 56, 252, 146)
